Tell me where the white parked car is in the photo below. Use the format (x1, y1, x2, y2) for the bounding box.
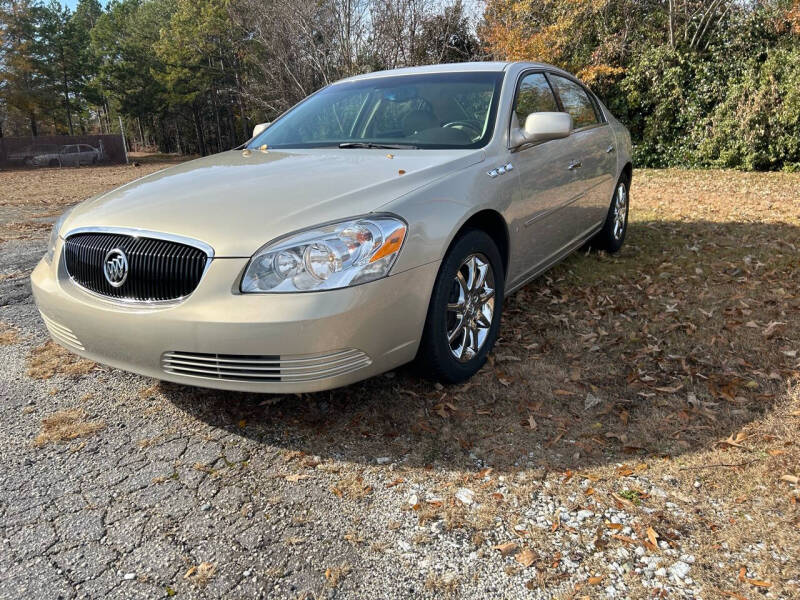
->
(32, 62, 632, 393)
(32, 144, 101, 167)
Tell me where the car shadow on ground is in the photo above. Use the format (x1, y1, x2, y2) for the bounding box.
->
(162, 218, 799, 474)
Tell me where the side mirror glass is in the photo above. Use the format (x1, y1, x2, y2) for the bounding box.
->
(512, 112, 572, 146)
(252, 122, 271, 138)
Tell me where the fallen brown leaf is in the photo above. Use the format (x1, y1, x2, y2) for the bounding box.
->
(515, 547, 536, 567)
(492, 541, 517, 556)
(720, 431, 750, 449)
(646, 527, 659, 547)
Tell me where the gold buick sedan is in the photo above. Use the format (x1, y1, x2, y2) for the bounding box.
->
(31, 62, 632, 393)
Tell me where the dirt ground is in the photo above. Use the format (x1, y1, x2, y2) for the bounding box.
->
(0, 162, 798, 599)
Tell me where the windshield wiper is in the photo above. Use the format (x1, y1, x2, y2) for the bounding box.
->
(338, 142, 418, 150)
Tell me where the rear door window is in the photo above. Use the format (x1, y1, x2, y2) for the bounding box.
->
(548, 75, 600, 129)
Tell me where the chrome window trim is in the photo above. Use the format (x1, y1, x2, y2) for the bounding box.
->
(61, 226, 215, 307)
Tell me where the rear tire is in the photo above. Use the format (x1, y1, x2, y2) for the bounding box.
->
(592, 174, 629, 253)
(418, 229, 504, 384)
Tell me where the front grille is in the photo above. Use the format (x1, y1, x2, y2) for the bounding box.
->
(63, 232, 209, 302)
(161, 349, 372, 383)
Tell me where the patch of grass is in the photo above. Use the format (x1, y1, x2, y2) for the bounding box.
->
(618, 489, 643, 505)
(26, 341, 96, 379)
(0, 271, 24, 282)
(332, 473, 373, 499)
(34, 408, 105, 447)
(324, 563, 351, 588)
(183, 562, 215, 587)
(425, 572, 459, 597)
(0, 322, 20, 345)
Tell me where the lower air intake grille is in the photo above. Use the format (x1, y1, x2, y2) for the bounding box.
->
(40, 313, 85, 351)
(161, 349, 372, 383)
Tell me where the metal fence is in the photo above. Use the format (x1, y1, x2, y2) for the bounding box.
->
(0, 134, 126, 170)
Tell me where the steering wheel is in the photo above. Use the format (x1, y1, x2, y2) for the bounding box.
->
(442, 120, 482, 139)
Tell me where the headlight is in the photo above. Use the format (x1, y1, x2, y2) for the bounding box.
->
(241, 215, 407, 293)
(45, 207, 74, 264)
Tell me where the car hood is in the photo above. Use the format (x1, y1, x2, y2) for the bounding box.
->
(64, 148, 484, 257)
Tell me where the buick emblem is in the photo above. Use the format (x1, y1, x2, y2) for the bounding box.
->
(103, 248, 129, 287)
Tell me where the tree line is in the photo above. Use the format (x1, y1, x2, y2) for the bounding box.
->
(1, 0, 799, 170)
(0, 0, 479, 156)
(482, 0, 800, 170)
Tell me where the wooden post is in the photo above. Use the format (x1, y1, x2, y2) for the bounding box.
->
(119, 116, 129, 164)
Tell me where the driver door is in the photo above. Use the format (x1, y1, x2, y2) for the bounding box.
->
(547, 74, 616, 236)
(507, 72, 585, 288)
(61, 145, 77, 166)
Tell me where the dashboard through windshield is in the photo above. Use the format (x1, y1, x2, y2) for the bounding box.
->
(248, 72, 505, 150)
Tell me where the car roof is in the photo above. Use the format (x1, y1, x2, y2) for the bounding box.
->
(337, 61, 565, 83)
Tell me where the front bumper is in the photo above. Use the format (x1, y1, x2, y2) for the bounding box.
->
(31, 245, 439, 393)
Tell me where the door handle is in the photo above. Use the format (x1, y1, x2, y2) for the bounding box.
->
(606, 145, 615, 153)
(567, 160, 582, 170)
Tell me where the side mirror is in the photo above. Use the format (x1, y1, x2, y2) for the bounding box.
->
(511, 112, 572, 147)
(252, 122, 271, 138)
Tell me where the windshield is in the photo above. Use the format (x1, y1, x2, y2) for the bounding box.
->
(248, 72, 504, 150)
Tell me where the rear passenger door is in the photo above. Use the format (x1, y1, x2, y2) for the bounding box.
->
(547, 74, 616, 238)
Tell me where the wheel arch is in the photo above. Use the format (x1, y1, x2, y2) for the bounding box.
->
(447, 209, 510, 278)
(621, 161, 632, 186)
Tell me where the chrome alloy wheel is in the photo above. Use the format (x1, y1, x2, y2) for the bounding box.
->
(446, 253, 495, 362)
(612, 182, 628, 240)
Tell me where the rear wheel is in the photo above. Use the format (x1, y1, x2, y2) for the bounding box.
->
(418, 229, 504, 384)
(591, 175, 629, 253)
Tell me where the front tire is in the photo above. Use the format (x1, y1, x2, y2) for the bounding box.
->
(418, 229, 505, 384)
(592, 175, 629, 253)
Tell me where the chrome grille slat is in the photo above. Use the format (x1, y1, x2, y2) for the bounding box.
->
(163, 349, 363, 366)
(161, 349, 372, 383)
(163, 354, 362, 372)
(280, 360, 372, 381)
(64, 232, 209, 302)
(165, 358, 282, 371)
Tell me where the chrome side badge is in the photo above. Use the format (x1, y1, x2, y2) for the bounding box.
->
(487, 163, 513, 178)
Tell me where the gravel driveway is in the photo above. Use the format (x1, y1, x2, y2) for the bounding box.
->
(1, 164, 798, 599)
